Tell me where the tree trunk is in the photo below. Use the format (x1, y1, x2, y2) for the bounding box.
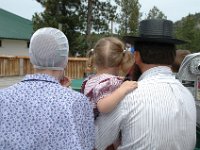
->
(86, 0, 93, 36)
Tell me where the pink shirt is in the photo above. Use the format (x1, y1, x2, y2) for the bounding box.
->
(82, 74, 123, 118)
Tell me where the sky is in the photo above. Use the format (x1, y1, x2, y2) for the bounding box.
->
(139, 0, 200, 21)
(0, 0, 200, 22)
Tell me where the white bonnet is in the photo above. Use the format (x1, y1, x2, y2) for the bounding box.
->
(29, 27, 69, 70)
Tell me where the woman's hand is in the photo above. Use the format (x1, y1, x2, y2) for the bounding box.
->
(60, 76, 71, 87)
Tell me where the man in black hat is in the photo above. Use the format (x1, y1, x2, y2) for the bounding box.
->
(95, 19, 196, 150)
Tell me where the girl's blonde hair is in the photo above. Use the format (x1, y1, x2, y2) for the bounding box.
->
(92, 37, 134, 73)
(86, 49, 94, 68)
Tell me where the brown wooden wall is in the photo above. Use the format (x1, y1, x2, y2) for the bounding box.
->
(0, 56, 87, 79)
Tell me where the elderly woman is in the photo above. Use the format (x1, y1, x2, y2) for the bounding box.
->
(0, 27, 95, 150)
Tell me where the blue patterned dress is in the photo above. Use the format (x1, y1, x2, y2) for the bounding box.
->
(0, 74, 95, 150)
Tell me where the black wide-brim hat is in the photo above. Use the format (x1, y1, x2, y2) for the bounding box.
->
(124, 19, 186, 45)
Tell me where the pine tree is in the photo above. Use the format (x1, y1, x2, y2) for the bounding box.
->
(33, 0, 118, 56)
(116, 0, 141, 36)
(146, 6, 167, 20)
(175, 14, 200, 52)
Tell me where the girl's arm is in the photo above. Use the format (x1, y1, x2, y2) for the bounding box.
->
(97, 81, 137, 113)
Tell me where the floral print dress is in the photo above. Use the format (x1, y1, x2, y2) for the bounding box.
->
(82, 73, 123, 118)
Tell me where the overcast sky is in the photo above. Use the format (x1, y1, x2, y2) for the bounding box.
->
(139, 0, 200, 21)
(0, 0, 200, 22)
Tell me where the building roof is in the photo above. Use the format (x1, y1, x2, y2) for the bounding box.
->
(0, 8, 33, 40)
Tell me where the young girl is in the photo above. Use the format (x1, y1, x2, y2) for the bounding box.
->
(81, 37, 138, 149)
(81, 36, 138, 119)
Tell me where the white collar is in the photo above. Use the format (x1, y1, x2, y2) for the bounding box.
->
(138, 66, 173, 81)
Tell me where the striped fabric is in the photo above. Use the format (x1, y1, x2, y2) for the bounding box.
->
(95, 66, 196, 150)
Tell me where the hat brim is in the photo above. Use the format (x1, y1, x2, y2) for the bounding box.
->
(123, 36, 186, 45)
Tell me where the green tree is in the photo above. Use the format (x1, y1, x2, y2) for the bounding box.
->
(115, 0, 141, 36)
(33, 0, 82, 56)
(81, 0, 118, 50)
(175, 14, 200, 52)
(146, 6, 167, 20)
(33, 0, 118, 56)
(80, 0, 117, 34)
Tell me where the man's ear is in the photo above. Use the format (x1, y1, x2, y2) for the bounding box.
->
(134, 51, 141, 64)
